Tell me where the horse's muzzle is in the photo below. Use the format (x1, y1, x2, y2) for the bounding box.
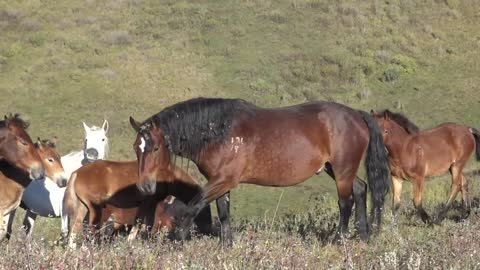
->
(56, 175, 68, 188)
(85, 148, 99, 161)
(137, 179, 157, 196)
(30, 166, 45, 180)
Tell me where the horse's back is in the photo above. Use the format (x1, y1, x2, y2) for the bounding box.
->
(417, 122, 475, 162)
(229, 100, 370, 185)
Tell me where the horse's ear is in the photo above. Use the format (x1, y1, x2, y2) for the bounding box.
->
(51, 136, 58, 147)
(383, 110, 390, 120)
(129, 117, 141, 132)
(102, 120, 109, 133)
(35, 137, 42, 148)
(82, 121, 90, 133)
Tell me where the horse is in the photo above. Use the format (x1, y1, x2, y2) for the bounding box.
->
(1, 138, 66, 240)
(129, 97, 391, 247)
(372, 110, 480, 224)
(64, 160, 213, 248)
(20, 120, 109, 238)
(0, 114, 45, 180)
(101, 195, 194, 240)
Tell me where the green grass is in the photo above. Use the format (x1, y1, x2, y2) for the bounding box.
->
(1, 0, 480, 233)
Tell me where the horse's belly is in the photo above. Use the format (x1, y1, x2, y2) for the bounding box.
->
(244, 174, 312, 187)
(22, 180, 64, 217)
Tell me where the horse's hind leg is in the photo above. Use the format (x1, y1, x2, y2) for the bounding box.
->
(332, 173, 356, 243)
(68, 202, 88, 249)
(22, 210, 37, 238)
(412, 176, 432, 225)
(435, 163, 465, 224)
(0, 213, 8, 242)
(353, 178, 368, 241)
(460, 173, 471, 219)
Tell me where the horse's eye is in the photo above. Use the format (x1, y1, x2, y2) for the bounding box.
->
(384, 129, 389, 134)
(102, 138, 105, 142)
(20, 140, 28, 146)
(47, 158, 54, 163)
(154, 147, 159, 152)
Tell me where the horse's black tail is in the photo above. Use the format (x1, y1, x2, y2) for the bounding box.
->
(358, 110, 391, 230)
(470, 127, 480, 161)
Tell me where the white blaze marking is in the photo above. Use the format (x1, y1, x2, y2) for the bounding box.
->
(139, 137, 146, 153)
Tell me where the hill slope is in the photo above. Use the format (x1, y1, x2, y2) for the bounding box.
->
(1, 0, 480, 217)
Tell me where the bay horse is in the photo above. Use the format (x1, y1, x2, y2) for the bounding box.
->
(1, 138, 66, 240)
(20, 120, 109, 238)
(372, 110, 480, 224)
(64, 160, 213, 248)
(129, 98, 391, 247)
(0, 114, 45, 180)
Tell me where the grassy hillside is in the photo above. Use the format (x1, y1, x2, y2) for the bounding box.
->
(1, 0, 480, 221)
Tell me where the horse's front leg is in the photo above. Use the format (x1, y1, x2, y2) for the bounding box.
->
(412, 176, 432, 225)
(1, 211, 17, 241)
(177, 177, 234, 248)
(216, 192, 232, 248)
(22, 210, 37, 238)
(391, 176, 403, 226)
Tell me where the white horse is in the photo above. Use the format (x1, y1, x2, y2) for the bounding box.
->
(14, 120, 109, 238)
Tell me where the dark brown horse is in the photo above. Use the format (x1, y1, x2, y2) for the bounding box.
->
(372, 110, 480, 224)
(64, 160, 212, 248)
(129, 98, 391, 246)
(1, 138, 65, 240)
(0, 114, 45, 180)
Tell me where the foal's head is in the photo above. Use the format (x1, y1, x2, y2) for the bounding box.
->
(35, 138, 68, 187)
(82, 120, 109, 162)
(130, 117, 172, 196)
(372, 109, 419, 145)
(0, 114, 45, 180)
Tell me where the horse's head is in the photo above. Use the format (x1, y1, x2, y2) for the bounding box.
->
(371, 109, 418, 145)
(0, 114, 45, 180)
(130, 116, 172, 196)
(82, 120, 109, 162)
(34, 137, 68, 187)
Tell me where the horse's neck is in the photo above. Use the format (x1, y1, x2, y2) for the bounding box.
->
(0, 163, 31, 189)
(386, 129, 414, 158)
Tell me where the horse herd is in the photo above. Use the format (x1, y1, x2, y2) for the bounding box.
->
(0, 98, 479, 249)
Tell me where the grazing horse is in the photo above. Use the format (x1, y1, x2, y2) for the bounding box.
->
(1, 138, 66, 240)
(129, 98, 390, 247)
(101, 195, 194, 240)
(20, 120, 109, 238)
(64, 160, 213, 248)
(0, 114, 45, 180)
(372, 110, 480, 224)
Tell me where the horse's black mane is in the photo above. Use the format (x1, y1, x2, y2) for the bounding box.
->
(0, 113, 29, 129)
(141, 98, 256, 160)
(379, 109, 419, 134)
